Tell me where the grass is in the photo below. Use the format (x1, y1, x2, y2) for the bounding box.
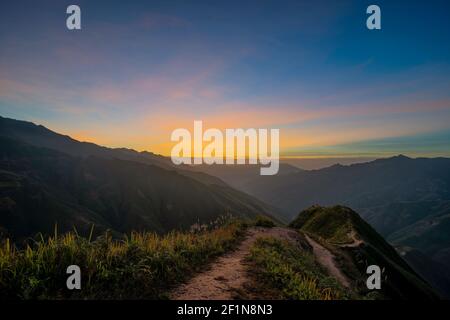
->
(290, 205, 440, 300)
(247, 237, 347, 300)
(290, 205, 356, 244)
(0, 219, 246, 299)
(253, 215, 276, 228)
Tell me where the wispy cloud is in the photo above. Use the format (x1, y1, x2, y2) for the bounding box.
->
(1, 1, 450, 158)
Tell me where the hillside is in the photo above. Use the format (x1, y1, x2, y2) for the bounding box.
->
(0, 211, 439, 300)
(202, 156, 450, 279)
(187, 163, 303, 193)
(0, 115, 444, 299)
(396, 246, 450, 299)
(0, 116, 228, 187)
(289, 205, 439, 300)
(0, 117, 278, 239)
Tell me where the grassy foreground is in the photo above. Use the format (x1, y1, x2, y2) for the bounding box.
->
(247, 237, 348, 300)
(0, 220, 246, 299)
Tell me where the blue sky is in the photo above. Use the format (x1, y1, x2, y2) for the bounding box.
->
(0, 0, 449, 157)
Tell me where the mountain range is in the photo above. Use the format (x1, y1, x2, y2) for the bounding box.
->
(1, 115, 449, 298)
(190, 155, 450, 297)
(0, 116, 276, 239)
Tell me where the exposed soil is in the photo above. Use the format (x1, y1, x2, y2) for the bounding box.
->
(304, 234, 351, 288)
(340, 230, 364, 248)
(170, 227, 299, 300)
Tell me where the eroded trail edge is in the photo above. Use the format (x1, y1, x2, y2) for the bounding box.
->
(170, 227, 298, 300)
(304, 234, 351, 288)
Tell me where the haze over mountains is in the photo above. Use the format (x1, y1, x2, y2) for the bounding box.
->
(192, 155, 450, 297)
(1, 115, 450, 297)
(0, 116, 276, 239)
(204, 156, 450, 265)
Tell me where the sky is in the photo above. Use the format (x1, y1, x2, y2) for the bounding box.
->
(1, 0, 450, 158)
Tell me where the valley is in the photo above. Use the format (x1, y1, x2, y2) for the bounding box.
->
(0, 116, 448, 299)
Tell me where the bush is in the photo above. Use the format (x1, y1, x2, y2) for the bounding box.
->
(253, 215, 276, 228)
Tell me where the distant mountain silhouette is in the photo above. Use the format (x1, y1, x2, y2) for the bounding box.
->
(206, 155, 450, 261)
(2, 115, 449, 298)
(0, 116, 229, 187)
(187, 163, 303, 195)
(0, 116, 277, 239)
(195, 153, 450, 297)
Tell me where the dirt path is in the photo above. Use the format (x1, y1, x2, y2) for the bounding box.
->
(170, 227, 299, 300)
(304, 235, 351, 288)
(341, 230, 364, 248)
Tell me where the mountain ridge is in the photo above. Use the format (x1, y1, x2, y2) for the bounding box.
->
(206, 153, 450, 268)
(289, 205, 439, 300)
(0, 116, 279, 239)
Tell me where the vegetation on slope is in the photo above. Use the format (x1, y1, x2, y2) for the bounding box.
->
(0, 219, 246, 299)
(247, 237, 348, 300)
(0, 135, 274, 240)
(253, 215, 276, 228)
(289, 205, 440, 300)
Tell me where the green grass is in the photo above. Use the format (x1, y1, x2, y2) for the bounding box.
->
(0, 220, 246, 299)
(247, 237, 347, 300)
(289, 205, 440, 300)
(253, 215, 276, 228)
(289, 205, 354, 244)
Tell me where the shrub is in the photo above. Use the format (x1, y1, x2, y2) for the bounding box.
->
(253, 215, 276, 228)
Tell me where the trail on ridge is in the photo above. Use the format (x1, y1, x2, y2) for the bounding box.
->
(170, 227, 299, 300)
(304, 234, 351, 288)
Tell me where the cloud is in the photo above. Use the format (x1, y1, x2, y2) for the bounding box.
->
(1, 2, 450, 158)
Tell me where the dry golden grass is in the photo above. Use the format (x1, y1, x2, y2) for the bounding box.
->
(0, 219, 246, 299)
